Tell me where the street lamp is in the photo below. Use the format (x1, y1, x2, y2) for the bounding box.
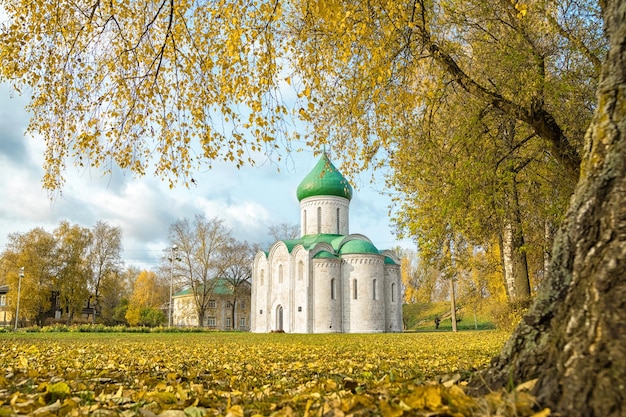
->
(15, 267, 24, 331)
(168, 245, 179, 327)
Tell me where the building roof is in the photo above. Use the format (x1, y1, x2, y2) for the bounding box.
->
(282, 233, 344, 252)
(338, 239, 380, 255)
(274, 233, 398, 262)
(313, 250, 339, 259)
(296, 153, 353, 201)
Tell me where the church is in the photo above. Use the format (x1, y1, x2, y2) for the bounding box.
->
(250, 153, 402, 333)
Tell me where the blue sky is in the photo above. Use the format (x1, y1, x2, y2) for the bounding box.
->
(0, 84, 413, 270)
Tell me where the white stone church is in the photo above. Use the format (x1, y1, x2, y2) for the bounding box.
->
(251, 153, 402, 333)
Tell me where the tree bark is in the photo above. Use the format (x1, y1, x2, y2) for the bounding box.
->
(450, 278, 457, 333)
(472, 2, 626, 415)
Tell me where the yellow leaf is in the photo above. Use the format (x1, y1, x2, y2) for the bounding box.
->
(404, 385, 442, 410)
(225, 405, 244, 417)
(515, 3, 527, 17)
(531, 408, 551, 417)
(379, 400, 403, 417)
(515, 379, 538, 392)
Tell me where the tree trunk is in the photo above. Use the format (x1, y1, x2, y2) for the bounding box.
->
(197, 309, 205, 328)
(472, 2, 626, 415)
(500, 216, 531, 303)
(499, 119, 531, 303)
(449, 279, 457, 332)
(231, 296, 238, 330)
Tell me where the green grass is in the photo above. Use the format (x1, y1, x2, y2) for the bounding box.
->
(403, 302, 497, 331)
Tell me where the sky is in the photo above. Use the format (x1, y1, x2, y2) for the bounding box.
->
(0, 83, 414, 271)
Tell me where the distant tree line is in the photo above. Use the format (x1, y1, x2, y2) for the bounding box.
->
(0, 215, 259, 328)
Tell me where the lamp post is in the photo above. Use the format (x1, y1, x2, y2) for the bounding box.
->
(15, 267, 24, 331)
(168, 245, 178, 327)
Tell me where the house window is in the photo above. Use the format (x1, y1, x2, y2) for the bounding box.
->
(278, 264, 284, 284)
(260, 309, 263, 314)
(336, 208, 340, 233)
(208, 300, 217, 308)
(317, 207, 322, 233)
(373, 279, 378, 300)
(331, 278, 336, 300)
(303, 210, 307, 234)
(353, 279, 358, 300)
(0, 295, 6, 307)
(240, 301, 246, 309)
(207, 317, 216, 326)
(298, 306, 302, 312)
(226, 317, 231, 327)
(240, 317, 246, 327)
(391, 283, 396, 303)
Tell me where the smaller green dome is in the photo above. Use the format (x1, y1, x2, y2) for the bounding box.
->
(296, 153, 353, 201)
(339, 239, 379, 255)
(384, 256, 398, 265)
(313, 250, 338, 259)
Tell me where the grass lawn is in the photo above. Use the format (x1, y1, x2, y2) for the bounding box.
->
(0, 331, 534, 416)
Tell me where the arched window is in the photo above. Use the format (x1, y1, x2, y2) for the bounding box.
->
(278, 264, 284, 284)
(353, 279, 358, 300)
(391, 282, 396, 302)
(298, 261, 304, 281)
(331, 278, 336, 300)
(336, 208, 340, 234)
(317, 207, 322, 234)
(373, 279, 378, 300)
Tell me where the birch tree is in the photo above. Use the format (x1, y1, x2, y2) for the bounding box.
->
(168, 215, 234, 327)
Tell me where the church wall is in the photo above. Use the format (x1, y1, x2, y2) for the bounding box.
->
(268, 245, 292, 332)
(251, 255, 269, 332)
(300, 196, 349, 235)
(384, 264, 403, 332)
(341, 255, 386, 333)
(312, 258, 342, 333)
(291, 249, 310, 333)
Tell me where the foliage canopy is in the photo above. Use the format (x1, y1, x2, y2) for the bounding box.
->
(0, 0, 604, 194)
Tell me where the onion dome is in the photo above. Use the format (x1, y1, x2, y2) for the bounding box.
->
(296, 153, 353, 201)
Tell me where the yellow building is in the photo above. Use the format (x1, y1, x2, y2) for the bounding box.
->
(0, 285, 12, 327)
(172, 279, 251, 330)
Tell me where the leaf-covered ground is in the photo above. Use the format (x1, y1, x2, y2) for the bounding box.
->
(0, 331, 548, 416)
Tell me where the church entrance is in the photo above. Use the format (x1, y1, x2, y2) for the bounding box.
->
(276, 305, 284, 331)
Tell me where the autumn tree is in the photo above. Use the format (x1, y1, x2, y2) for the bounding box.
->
(222, 240, 253, 329)
(468, 2, 626, 414)
(396, 247, 439, 304)
(54, 221, 92, 325)
(168, 215, 234, 327)
(86, 221, 123, 323)
(125, 270, 167, 326)
(0, 228, 57, 326)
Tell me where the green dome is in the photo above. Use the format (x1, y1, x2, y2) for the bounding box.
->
(313, 250, 338, 259)
(296, 153, 353, 201)
(339, 239, 379, 255)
